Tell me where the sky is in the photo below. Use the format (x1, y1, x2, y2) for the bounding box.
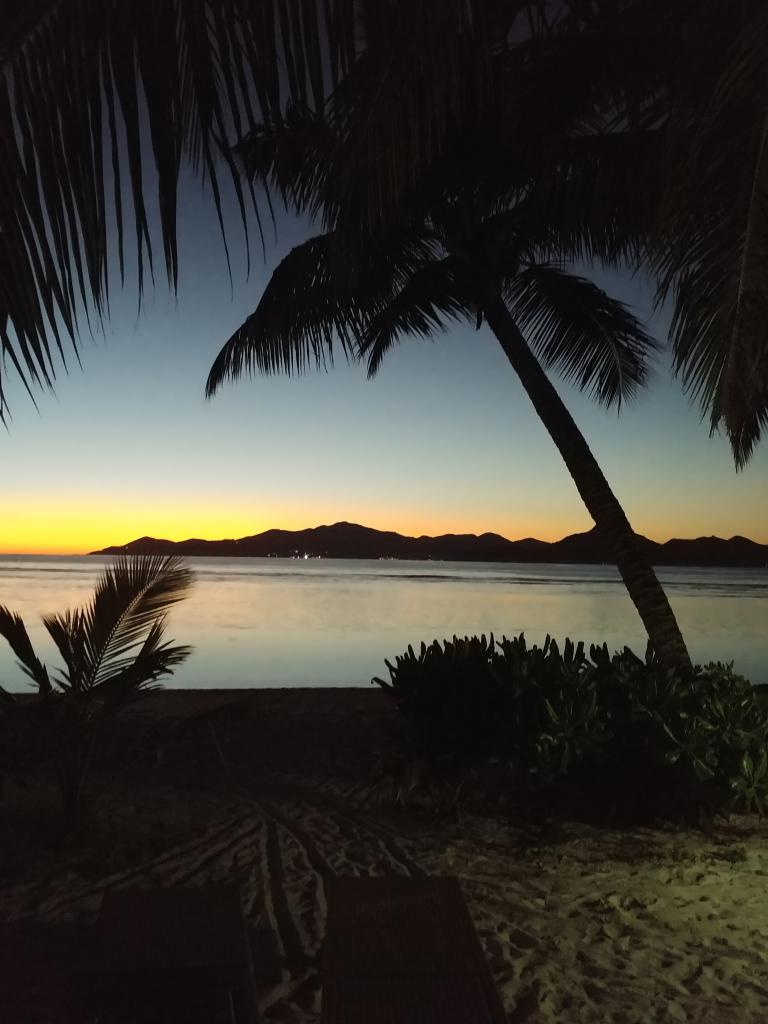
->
(1, 187, 767, 555)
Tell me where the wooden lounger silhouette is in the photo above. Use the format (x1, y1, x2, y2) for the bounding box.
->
(322, 875, 507, 1023)
(92, 884, 257, 1023)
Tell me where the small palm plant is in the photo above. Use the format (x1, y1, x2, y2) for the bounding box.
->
(0, 555, 194, 824)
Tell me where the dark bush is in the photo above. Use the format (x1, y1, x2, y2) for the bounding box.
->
(372, 634, 768, 820)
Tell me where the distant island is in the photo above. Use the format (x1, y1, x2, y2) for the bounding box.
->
(91, 522, 768, 568)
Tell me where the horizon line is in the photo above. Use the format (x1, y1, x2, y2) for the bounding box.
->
(2, 520, 766, 558)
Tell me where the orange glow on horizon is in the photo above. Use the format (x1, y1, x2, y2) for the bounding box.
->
(3, 507, 765, 557)
(2, 497, 766, 555)
(2, 496, 591, 555)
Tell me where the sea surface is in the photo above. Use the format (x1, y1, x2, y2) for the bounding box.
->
(0, 556, 766, 691)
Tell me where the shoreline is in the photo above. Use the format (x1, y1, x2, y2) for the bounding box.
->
(4, 548, 768, 570)
(2, 687, 768, 1021)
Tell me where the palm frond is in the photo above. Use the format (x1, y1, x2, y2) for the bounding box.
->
(205, 232, 362, 392)
(0, 2, 254, 410)
(0, 684, 16, 710)
(205, 227, 442, 392)
(0, 0, 317, 411)
(513, 130, 661, 270)
(506, 264, 659, 408)
(43, 555, 194, 692)
(0, 605, 51, 693)
(43, 610, 86, 692)
(663, 234, 768, 467)
(360, 260, 473, 376)
(235, 102, 335, 220)
(0, 0, 503, 410)
(651, 3, 768, 465)
(321, 0, 494, 237)
(92, 618, 192, 709)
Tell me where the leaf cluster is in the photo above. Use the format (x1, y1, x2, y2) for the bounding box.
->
(0, 554, 194, 821)
(373, 634, 768, 820)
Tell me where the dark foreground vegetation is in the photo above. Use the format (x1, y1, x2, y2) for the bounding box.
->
(1, 558, 763, 842)
(3, 686, 768, 1024)
(3, 623, 766, 838)
(0, 556, 193, 828)
(374, 635, 768, 823)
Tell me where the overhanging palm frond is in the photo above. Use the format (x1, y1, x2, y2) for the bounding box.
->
(0, 0, 502, 412)
(0, 0, 327, 414)
(322, 0, 494, 237)
(235, 103, 336, 221)
(43, 555, 194, 692)
(651, 3, 768, 466)
(235, 98, 401, 240)
(0, 1, 269, 412)
(0, 606, 51, 693)
(360, 261, 473, 376)
(663, 241, 768, 468)
(506, 264, 659, 408)
(514, 130, 661, 270)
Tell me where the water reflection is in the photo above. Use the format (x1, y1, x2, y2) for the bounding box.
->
(0, 556, 766, 690)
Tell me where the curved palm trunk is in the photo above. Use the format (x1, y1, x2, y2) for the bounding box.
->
(482, 292, 692, 673)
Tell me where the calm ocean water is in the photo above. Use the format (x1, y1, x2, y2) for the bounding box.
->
(0, 556, 766, 691)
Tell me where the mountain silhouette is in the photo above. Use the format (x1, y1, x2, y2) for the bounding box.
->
(91, 522, 768, 568)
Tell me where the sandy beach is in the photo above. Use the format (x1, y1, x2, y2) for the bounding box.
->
(2, 688, 768, 1022)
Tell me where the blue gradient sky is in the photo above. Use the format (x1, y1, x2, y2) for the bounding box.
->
(1, 189, 766, 554)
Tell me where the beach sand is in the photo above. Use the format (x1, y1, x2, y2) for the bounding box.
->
(2, 688, 768, 1022)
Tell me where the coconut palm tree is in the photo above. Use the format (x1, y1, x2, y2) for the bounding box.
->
(204, 122, 692, 671)
(0, 0, 495, 413)
(0, 554, 194, 821)
(1, 0, 765, 463)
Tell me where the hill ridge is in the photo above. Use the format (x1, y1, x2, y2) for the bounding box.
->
(91, 521, 768, 568)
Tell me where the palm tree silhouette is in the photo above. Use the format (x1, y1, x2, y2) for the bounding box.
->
(205, 112, 691, 670)
(1, 1, 765, 464)
(0, 554, 194, 821)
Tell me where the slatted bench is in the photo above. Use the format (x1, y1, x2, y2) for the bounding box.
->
(92, 884, 257, 1023)
(321, 875, 507, 1023)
